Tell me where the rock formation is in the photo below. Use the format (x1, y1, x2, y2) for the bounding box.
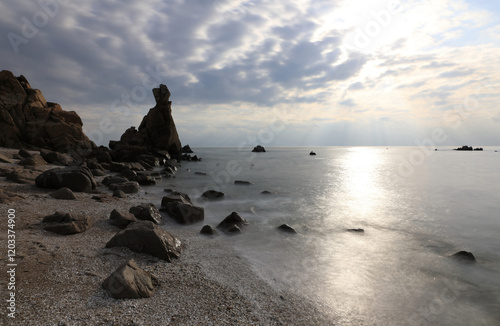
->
(102, 259, 159, 299)
(110, 84, 182, 160)
(0, 70, 96, 155)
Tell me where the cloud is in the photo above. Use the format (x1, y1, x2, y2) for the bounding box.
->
(438, 68, 476, 78)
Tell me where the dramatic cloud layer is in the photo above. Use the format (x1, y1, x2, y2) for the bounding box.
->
(1, 0, 499, 146)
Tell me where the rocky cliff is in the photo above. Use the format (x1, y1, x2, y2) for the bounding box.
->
(0, 70, 96, 155)
(110, 84, 182, 160)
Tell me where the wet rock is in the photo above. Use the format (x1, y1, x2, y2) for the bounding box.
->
(129, 204, 162, 224)
(194, 171, 207, 176)
(35, 166, 96, 192)
(163, 202, 204, 224)
(137, 174, 157, 186)
(261, 190, 277, 195)
(161, 191, 192, 206)
(109, 209, 137, 229)
(105, 221, 182, 262)
(277, 224, 297, 233)
(42, 212, 94, 235)
(217, 212, 248, 233)
(182, 144, 193, 153)
(451, 251, 476, 263)
(200, 225, 217, 236)
(102, 259, 158, 299)
(91, 169, 107, 177)
(108, 182, 140, 194)
(202, 190, 225, 200)
(102, 176, 129, 186)
(49, 187, 77, 200)
(228, 225, 242, 234)
(121, 169, 138, 181)
(252, 145, 266, 152)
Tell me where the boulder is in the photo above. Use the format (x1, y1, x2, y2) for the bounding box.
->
(102, 176, 129, 186)
(40, 149, 74, 165)
(42, 212, 94, 235)
(261, 190, 277, 195)
(202, 190, 225, 200)
(35, 166, 96, 192)
(109, 209, 137, 229)
(91, 169, 107, 177)
(163, 202, 205, 224)
(451, 251, 476, 263)
(0, 70, 96, 153)
(19, 154, 47, 167)
(105, 221, 182, 262)
(217, 212, 248, 233)
(161, 191, 192, 207)
(227, 225, 242, 234)
(347, 228, 364, 233)
(252, 145, 266, 152)
(108, 182, 140, 194)
(102, 259, 158, 299)
(200, 225, 217, 236)
(137, 174, 157, 186)
(277, 224, 297, 234)
(49, 187, 77, 200)
(112, 190, 127, 198)
(129, 204, 162, 224)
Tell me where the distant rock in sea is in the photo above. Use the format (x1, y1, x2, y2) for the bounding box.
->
(252, 145, 266, 152)
(182, 144, 194, 153)
(0, 70, 96, 154)
(309, 151, 316, 155)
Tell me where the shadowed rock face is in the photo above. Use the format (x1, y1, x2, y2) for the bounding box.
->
(0, 70, 96, 155)
(111, 84, 182, 160)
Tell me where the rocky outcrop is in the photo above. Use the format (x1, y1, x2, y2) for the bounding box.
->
(109, 209, 138, 229)
(451, 251, 476, 262)
(102, 259, 159, 299)
(182, 145, 193, 153)
(217, 212, 248, 234)
(202, 190, 225, 200)
(163, 202, 205, 225)
(129, 204, 162, 224)
(35, 166, 96, 193)
(110, 84, 182, 160)
(0, 70, 96, 155)
(200, 225, 217, 236)
(105, 221, 182, 262)
(277, 224, 297, 234)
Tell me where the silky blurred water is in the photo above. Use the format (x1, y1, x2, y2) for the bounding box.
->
(148, 146, 500, 325)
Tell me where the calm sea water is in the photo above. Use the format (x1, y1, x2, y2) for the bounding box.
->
(148, 146, 500, 325)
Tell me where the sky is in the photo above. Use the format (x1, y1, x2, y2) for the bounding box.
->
(1, 0, 499, 147)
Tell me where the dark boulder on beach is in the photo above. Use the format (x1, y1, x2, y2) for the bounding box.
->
(106, 221, 182, 262)
(35, 166, 96, 193)
(164, 202, 205, 224)
(40, 149, 74, 166)
(202, 190, 225, 200)
(451, 251, 476, 263)
(102, 259, 159, 299)
(0, 70, 96, 154)
(277, 224, 297, 233)
(19, 153, 47, 167)
(49, 187, 77, 200)
(252, 145, 266, 152)
(217, 212, 249, 233)
(109, 209, 138, 229)
(42, 212, 95, 235)
(108, 181, 140, 194)
(200, 225, 217, 236)
(129, 204, 162, 224)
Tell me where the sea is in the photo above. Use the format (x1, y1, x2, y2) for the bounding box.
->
(145, 146, 500, 325)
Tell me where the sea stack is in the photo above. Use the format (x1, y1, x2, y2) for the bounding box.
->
(110, 84, 182, 160)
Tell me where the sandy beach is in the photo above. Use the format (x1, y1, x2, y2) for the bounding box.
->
(0, 148, 337, 325)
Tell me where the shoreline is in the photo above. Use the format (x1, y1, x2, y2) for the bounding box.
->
(0, 148, 337, 325)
